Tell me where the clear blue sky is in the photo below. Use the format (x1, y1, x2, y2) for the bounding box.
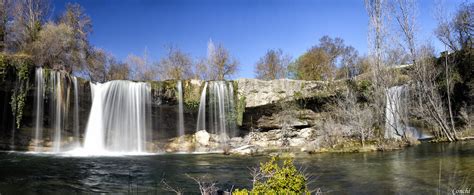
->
(52, 0, 464, 79)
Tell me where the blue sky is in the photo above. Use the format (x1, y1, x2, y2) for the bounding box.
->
(52, 0, 464, 78)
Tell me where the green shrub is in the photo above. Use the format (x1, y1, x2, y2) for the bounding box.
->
(234, 157, 310, 194)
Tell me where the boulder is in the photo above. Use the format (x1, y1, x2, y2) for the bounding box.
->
(289, 138, 306, 147)
(230, 145, 259, 155)
(298, 128, 315, 139)
(195, 130, 210, 146)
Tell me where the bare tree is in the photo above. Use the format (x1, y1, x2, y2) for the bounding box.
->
(435, 1, 473, 51)
(106, 59, 130, 81)
(194, 58, 209, 80)
(334, 88, 374, 146)
(186, 174, 219, 195)
(126, 48, 157, 81)
(84, 47, 107, 82)
(254, 49, 290, 80)
(31, 22, 74, 70)
(83, 48, 130, 82)
(9, 0, 49, 51)
(59, 3, 92, 72)
(410, 45, 457, 141)
(206, 39, 239, 80)
(319, 36, 346, 79)
(157, 45, 194, 80)
(0, 0, 13, 52)
(393, 0, 458, 140)
(338, 46, 359, 79)
(160, 179, 182, 195)
(365, 0, 395, 132)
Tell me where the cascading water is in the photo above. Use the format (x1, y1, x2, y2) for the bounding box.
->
(196, 81, 237, 145)
(385, 86, 406, 139)
(33, 68, 45, 152)
(50, 71, 65, 152)
(82, 80, 151, 154)
(177, 81, 185, 137)
(72, 77, 80, 147)
(196, 82, 208, 131)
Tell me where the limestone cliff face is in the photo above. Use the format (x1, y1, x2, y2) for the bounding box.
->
(236, 78, 341, 108)
(0, 65, 345, 151)
(235, 78, 344, 131)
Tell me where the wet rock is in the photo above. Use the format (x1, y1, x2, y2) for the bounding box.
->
(230, 145, 259, 155)
(164, 135, 195, 152)
(195, 130, 210, 146)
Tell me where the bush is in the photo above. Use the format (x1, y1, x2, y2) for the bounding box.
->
(234, 157, 310, 194)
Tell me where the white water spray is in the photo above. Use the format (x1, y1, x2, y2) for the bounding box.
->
(72, 77, 80, 147)
(177, 81, 185, 137)
(82, 80, 151, 154)
(33, 68, 45, 151)
(385, 85, 418, 139)
(51, 72, 64, 152)
(196, 82, 208, 131)
(196, 81, 237, 145)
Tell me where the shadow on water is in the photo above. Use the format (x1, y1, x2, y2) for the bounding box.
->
(0, 141, 472, 194)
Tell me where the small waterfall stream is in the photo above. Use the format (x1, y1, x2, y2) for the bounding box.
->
(196, 82, 208, 131)
(177, 81, 185, 137)
(72, 77, 80, 147)
(385, 86, 407, 139)
(33, 68, 45, 152)
(51, 71, 65, 152)
(32, 68, 81, 152)
(196, 81, 237, 145)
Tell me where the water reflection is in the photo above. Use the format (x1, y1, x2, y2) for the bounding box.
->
(0, 142, 472, 194)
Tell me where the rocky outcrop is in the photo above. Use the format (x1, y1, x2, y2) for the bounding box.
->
(236, 78, 344, 108)
(236, 79, 344, 131)
(0, 62, 351, 152)
(256, 109, 318, 130)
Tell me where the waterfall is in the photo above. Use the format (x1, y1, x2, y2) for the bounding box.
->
(82, 80, 151, 154)
(51, 71, 65, 152)
(33, 68, 45, 152)
(196, 82, 208, 131)
(196, 81, 237, 144)
(385, 86, 408, 139)
(72, 77, 80, 147)
(177, 81, 185, 137)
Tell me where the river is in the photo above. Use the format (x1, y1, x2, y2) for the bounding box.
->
(0, 141, 472, 194)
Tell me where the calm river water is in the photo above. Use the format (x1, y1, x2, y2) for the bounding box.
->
(0, 141, 473, 194)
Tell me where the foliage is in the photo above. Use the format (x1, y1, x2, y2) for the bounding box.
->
(236, 94, 246, 126)
(291, 47, 331, 80)
(435, 2, 473, 51)
(290, 36, 361, 81)
(435, 47, 474, 130)
(254, 49, 290, 80)
(233, 157, 310, 194)
(182, 81, 202, 111)
(346, 79, 373, 103)
(6, 55, 32, 128)
(30, 22, 74, 70)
